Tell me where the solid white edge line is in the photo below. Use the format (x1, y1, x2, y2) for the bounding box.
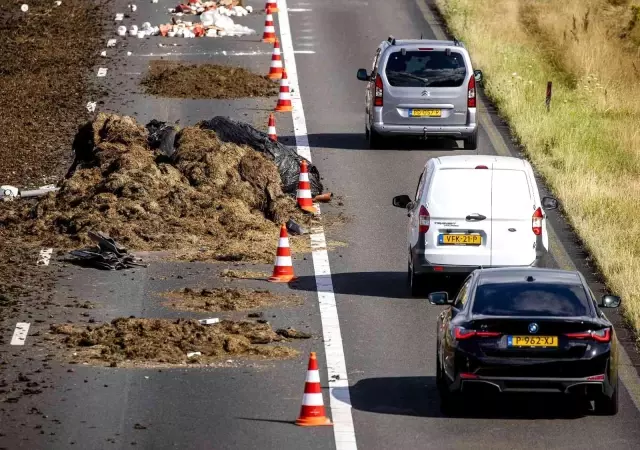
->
(277, 1, 358, 449)
(417, 0, 640, 412)
(10, 322, 30, 346)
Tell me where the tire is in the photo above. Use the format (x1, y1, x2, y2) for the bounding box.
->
(369, 127, 384, 149)
(408, 261, 426, 297)
(365, 124, 370, 141)
(593, 380, 619, 416)
(437, 351, 461, 415)
(463, 130, 478, 150)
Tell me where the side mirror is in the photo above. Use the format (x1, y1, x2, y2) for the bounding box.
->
(601, 294, 621, 308)
(392, 194, 412, 209)
(541, 196, 558, 210)
(473, 69, 483, 83)
(428, 292, 449, 305)
(357, 68, 370, 81)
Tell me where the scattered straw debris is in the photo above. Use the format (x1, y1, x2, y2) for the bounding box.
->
(275, 328, 311, 339)
(140, 61, 279, 99)
(49, 318, 299, 366)
(220, 269, 269, 279)
(0, 113, 311, 263)
(161, 287, 301, 312)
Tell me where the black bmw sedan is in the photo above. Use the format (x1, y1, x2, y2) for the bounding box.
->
(429, 267, 621, 415)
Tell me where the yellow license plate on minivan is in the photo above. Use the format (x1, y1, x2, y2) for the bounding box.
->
(410, 109, 441, 117)
(508, 336, 558, 347)
(439, 234, 482, 245)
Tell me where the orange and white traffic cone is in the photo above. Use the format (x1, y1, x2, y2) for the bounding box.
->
(275, 69, 293, 112)
(296, 352, 333, 427)
(267, 38, 283, 80)
(264, 0, 279, 14)
(296, 160, 318, 214)
(261, 7, 276, 43)
(267, 113, 277, 141)
(268, 224, 297, 283)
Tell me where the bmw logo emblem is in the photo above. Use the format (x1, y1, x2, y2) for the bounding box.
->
(528, 323, 539, 334)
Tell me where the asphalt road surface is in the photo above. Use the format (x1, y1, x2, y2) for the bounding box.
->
(1, 0, 640, 449)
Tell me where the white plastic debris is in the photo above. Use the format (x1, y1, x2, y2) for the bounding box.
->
(117, 26, 127, 36)
(187, 352, 201, 358)
(246, 5, 253, 13)
(152, 0, 158, 3)
(127, 51, 132, 56)
(107, 38, 117, 47)
(21, 4, 28, 12)
(129, 4, 137, 12)
(129, 25, 139, 36)
(100, 50, 107, 57)
(205, 29, 217, 37)
(54, 1, 62, 6)
(1, 185, 19, 202)
(142, 21, 151, 29)
(167, 30, 176, 37)
(200, 10, 215, 26)
(137, 30, 145, 39)
(199, 318, 220, 325)
(86, 101, 97, 112)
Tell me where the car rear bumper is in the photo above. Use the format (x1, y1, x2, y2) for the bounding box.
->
(452, 375, 614, 396)
(372, 122, 477, 138)
(411, 249, 540, 276)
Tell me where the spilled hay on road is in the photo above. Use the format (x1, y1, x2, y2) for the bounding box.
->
(0, 113, 316, 263)
(161, 287, 302, 312)
(48, 318, 302, 367)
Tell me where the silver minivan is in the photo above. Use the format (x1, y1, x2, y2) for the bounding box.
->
(357, 36, 483, 149)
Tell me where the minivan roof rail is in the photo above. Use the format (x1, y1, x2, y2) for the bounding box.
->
(453, 37, 461, 46)
(387, 35, 396, 45)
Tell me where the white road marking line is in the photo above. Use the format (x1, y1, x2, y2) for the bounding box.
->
(278, 1, 357, 449)
(97, 67, 108, 77)
(115, 13, 124, 21)
(133, 50, 315, 57)
(37, 248, 53, 266)
(417, 0, 640, 413)
(288, 8, 312, 11)
(107, 39, 117, 47)
(10, 323, 30, 346)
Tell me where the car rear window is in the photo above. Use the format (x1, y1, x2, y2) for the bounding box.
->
(384, 50, 467, 88)
(428, 168, 491, 215)
(472, 282, 591, 317)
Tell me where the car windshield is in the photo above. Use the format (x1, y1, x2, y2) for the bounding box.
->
(384, 50, 467, 88)
(472, 282, 591, 317)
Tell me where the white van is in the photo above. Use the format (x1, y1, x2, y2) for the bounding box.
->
(392, 155, 559, 295)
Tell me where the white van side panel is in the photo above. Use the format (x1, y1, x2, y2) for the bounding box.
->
(490, 168, 537, 266)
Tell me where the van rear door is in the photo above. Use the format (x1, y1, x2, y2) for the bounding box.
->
(490, 168, 537, 266)
(426, 167, 492, 267)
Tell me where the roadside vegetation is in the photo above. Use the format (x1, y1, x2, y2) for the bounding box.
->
(436, 0, 640, 336)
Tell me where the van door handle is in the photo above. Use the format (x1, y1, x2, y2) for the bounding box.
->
(465, 214, 486, 221)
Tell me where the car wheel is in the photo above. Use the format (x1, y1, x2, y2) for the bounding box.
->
(437, 357, 461, 415)
(408, 261, 425, 297)
(593, 379, 619, 416)
(463, 130, 478, 150)
(365, 125, 370, 140)
(369, 127, 383, 149)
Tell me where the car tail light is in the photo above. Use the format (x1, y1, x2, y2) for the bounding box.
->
(418, 205, 430, 233)
(587, 374, 605, 381)
(454, 326, 501, 340)
(475, 165, 488, 169)
(565, 328, 611, 343)
(467, 74, 476, 108)
(532, 207, 543, 235)
(374, 74, 383, 106)
(460, 372, 478, 379)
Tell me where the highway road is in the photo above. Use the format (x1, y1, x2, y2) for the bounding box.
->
(1, 0, 640, 449)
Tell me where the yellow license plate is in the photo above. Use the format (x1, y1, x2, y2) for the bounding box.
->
(440, 234, 482, 245)
(410, 109, 441, 117)
(508, 336, 558, 347)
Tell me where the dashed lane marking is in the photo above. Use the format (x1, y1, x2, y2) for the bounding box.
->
(36, 248, 53, 266)
(10, 323, 30, 346)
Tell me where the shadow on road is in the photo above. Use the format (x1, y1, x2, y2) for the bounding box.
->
(278, 133, 463, 151)
(346, 376, 588, 420)
(288, 271, 466, 300)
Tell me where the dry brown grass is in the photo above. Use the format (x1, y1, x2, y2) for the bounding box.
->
(437, 0, 640, 334)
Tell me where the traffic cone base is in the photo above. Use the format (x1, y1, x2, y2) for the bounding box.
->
(296, 352, 333, 427)
(268, 225, 297, 283)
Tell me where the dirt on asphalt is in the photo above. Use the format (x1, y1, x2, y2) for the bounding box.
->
(161, 287, 302, 312)
(0, 113, 313, 263)
(47, 318, 300, 366)
(140, 61, 280, 99)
